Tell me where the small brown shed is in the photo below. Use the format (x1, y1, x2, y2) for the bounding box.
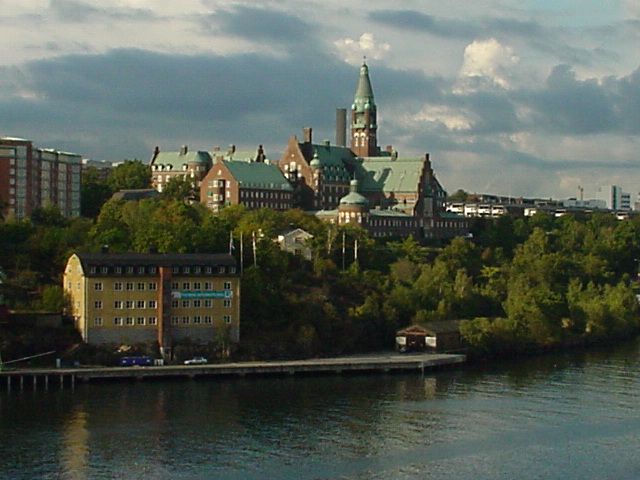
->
(395, 320, 464, 353)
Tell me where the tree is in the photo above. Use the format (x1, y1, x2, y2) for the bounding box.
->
(161, 176, 198, 203)
(447, 189, 468, 202)
(81, 167, 113, 218)
(107, 159, 152, 192)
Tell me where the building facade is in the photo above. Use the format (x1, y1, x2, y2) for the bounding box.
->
(64, 252, 240, 354)
(0, 137, 82, 219)
(200, 147, 293, 212)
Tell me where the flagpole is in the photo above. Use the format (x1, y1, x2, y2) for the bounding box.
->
(240, 231, 244, 273)
(342, 232, 346, 270)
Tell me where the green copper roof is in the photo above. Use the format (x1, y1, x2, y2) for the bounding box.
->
(224, 160, 293, 191)
(152, 150, 212, 169)
(340, 179, 369, 207)
(355, 156, 424, 193)
(352, 62, 375, 113)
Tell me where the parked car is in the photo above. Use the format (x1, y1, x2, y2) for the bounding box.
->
(184, 356, 208, 365)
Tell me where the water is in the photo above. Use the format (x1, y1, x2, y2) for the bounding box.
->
(2, 341, 640, 479)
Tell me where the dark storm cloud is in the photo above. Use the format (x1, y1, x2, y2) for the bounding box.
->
(0, 48, 433, 161)
(48, 0, 157, 23)
(200, 5, 316, 52)
(525, 64, 618, 134)
(368, 10, 478, 39)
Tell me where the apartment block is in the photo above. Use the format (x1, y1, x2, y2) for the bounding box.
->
(0, 137, 81, 219)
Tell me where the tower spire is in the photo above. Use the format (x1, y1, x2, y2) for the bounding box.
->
(351, 60, 378, 157)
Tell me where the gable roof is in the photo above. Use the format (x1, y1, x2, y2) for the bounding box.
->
(224, 160, 293, 191)
(356, 156, 425, 193)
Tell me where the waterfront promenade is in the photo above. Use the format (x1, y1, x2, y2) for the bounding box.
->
(0, 352, 465, 389)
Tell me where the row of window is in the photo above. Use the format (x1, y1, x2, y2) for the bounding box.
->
(88, 265, 236, 275)
(94, 315, 232, 327)
(94, 299, 232, 309)
(92, 281, 234, 291)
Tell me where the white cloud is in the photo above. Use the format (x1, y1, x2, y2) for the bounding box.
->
(334, 33, 391, 65)
(455, 38, 519, 92)
(412, 105, 475, 131)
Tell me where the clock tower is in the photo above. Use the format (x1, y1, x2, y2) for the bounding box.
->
(351, 61, 378, 157)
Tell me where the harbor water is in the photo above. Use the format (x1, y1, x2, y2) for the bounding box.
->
(2, 340, 640, 479)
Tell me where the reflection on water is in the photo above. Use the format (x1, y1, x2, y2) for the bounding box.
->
(2, 339, 640, 479)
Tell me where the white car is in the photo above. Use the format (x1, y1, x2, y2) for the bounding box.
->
(184, 356, 208, 365)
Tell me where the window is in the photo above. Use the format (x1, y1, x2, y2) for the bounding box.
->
(204, 282, 213, 290)
(94, 317, 103, 326)
(114, 301, 123, 309)
(204, 299, 212, 308)
(114, 282, 123, 291)
(171, 282, 179, 290)
(181, 316, 190, 324)
(115, 267, 122, 274)
(137, 282, 145, 291)
(171, 316, 179, 325)
(94, 301, 103, 309)
(182, 282, 190, 290)
(193, 300, 201, 308)
(101, 267, 108, 274)
(224, 282, 232, 290)
(138, 267, 145, 274)
(224, 315, 232, 324)
(94, 282, 103, 291)
(171, 300, 179, 308)
(172, 267, 179, 274)
(136, 300, 145, 309)
(148, 300, 157, 309)
(148, 317, 158, 325)
(126, 282, 134, 291)
(125, 317, 134, 325)
(193, 282, 201, 290)
(114, 317, 123, 326)
(125, 300, 134, 309)
(224, 299, 232, 308)
(194, 266, 201, 274)
(230, 267, 237, 274)
(205, 266, 212, 274)
(148, 282, 157, 291)
(90, 266, 97, 274)
(183, 266, 190, 274)
(136, 317, 145, 325)
(182, 300, 190, 308)
(193, 316, 201, 324)
(219, 267, 225, 274)
(149, 266, 157, 274)
(126, 267, 134, 274)
(204, 316, 212, 324)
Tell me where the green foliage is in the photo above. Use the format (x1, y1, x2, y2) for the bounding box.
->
(81, 167, 113, 218)
(161, 176, 199, 202)
(107, 159, 152, 192)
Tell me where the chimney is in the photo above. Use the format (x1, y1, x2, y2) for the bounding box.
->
(180, 145, 188, 156)
(386, 145, 393, 154)
(227, 144, 236, 156)
(151, 146, 160, 163)
(336, 108, 347, 147)
(303, 127, 313, 144)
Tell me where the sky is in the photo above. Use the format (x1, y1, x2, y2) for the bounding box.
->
(2, 0, 640, 200)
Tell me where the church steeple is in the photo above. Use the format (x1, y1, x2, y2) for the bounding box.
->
(351, 61, 378, 157)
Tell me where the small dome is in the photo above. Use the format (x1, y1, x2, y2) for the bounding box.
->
(339, 179, 369, 207)
(310, 152, 321, 168)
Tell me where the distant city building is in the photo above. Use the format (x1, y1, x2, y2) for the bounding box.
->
(0, 136, 81, 219)
(274, 227, 314, 260)
(595, 185, 631, 211)
(64, 251, 240, 356)
(82, 158, 117, 180)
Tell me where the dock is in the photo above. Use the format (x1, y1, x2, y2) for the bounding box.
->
(0, 352, 466, 390)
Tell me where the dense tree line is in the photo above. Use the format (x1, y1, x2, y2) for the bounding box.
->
(1, 162, 639, 359)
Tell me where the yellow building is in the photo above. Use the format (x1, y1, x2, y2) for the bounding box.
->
(63, 252, 240, 352)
